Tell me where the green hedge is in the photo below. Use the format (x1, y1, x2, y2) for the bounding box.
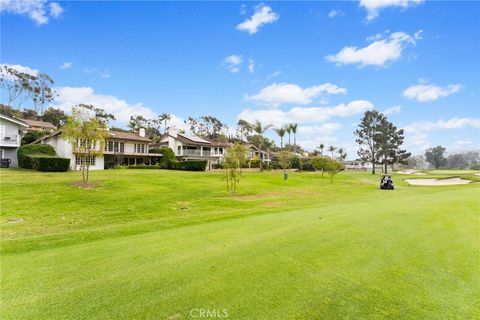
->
(172, 160, 207, 171)
(31, 156, 70, 172)
(18, 144, 56, 169)
(127, 165, 161, 169)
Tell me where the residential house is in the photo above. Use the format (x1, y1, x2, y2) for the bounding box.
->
(33, 128, 161, 170)
(245, 144, 272, 163)
(0, 113, 29, 167)
(22, 119, 57, 131)
(156, 130, 229, 169)
(343, 160, 386, 172)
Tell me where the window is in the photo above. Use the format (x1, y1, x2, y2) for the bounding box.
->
(107, 141, 114, 152)
(75, 155, 95, 166)
(141, 144, 145, 153)
(120, 142, 125, 153)
(114, 142, 119, 152)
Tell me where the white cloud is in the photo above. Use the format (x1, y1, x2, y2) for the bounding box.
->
(53, 87, 157, 125)
(404, 117, 480, 134)
(359, 0, 424, 21)
(236, 4, 279, 34)
(237, 100, 374, 126)
(49, 1, 63, 17)
(60, 62, 73, 70)
(0, 63, 39, 77)
(383, 106, 401, 115)
(455, 140, 472, 146)
(248, 59, 255, 73)
(326, 30, 421, 67)
(403, 82, 462, 102)
(224, 54, 243, 73)
(247, 82, 347, 106)
(298, 123, 343, 135)
(328, 10, 343, 18)
(297, 136, 339, 152)
(82, 67, 111, 79)
(0, 0, 64, 25)
(404, 117, 480, 153)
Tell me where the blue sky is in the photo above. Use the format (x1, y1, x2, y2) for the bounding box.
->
(1, 0, 479, 156)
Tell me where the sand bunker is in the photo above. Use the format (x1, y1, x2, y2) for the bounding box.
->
(397, 169, 426, 175)
(475, 173, 480, 176)
(405, 178, 472, 186)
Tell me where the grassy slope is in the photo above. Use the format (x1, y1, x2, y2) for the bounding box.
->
(1, 169, 479, 319)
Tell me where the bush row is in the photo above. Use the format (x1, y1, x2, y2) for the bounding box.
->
(18, 144, 57, 169)
(127, 160, 208, 171)
(31, 156, 70, 172)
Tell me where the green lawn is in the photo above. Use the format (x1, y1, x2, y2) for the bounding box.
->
(1, 169, 479, 319)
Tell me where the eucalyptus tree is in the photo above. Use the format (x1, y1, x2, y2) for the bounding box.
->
(0, 65, 36, 109)
(31, 73, 56, 115)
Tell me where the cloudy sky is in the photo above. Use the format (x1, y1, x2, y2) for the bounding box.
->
(1, 0, 479, 156)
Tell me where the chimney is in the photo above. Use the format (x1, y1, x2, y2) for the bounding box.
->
(139, 128, 146, 137)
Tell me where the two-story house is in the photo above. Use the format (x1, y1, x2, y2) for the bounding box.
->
(156, 130, 229, 170)
(155, 130, 272, 169)
(33, 128, 160, 170)
(0, 113, 29, 167)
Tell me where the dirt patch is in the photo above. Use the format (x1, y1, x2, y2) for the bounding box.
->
(5, 218, 24, 224)
(405, 178, 472, 186)
(70, 181, 98, 189)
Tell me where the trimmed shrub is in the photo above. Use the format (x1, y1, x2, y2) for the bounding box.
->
(159, 147, 177, 169)
(172, 160, 207, 171)
(18, 144, 56, 169)
(302, 161, 315, 172)
(291, 156, 303, 171)
(31, 156, 70, 172)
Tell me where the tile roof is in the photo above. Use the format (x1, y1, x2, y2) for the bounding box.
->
(108, 130, 151, 142)
(22, 118, 57, 129)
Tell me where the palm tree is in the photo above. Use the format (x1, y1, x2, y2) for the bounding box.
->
(328, 145, 336, 158)
(159, 113, 171, 134)
(338, 148, 347, 161)
(253, 120, 272, 135)
(290, 123, 298, 153)
(286, 124, 292, 146)
(274, 127, 286, 148)
(318, 143, 325, 157)
(252, 120, 273, 149)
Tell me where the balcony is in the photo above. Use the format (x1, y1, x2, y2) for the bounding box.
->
(0, 135, 19, 147)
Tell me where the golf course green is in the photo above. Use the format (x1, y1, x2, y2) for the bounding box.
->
(1, 169, 479, 319)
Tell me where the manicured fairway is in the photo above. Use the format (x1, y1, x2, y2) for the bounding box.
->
(1, 169, 479, 319)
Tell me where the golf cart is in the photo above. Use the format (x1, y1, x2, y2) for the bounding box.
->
(380, 174, 394, 190)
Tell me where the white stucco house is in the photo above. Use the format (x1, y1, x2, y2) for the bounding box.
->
(154, 130, 271, 169)
(0, 113, 29, 167)
(33, 128, 161, 170)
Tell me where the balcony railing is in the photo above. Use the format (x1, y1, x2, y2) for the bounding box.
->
(0, 135, 19, 146)
(181, 149, 222, 157)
